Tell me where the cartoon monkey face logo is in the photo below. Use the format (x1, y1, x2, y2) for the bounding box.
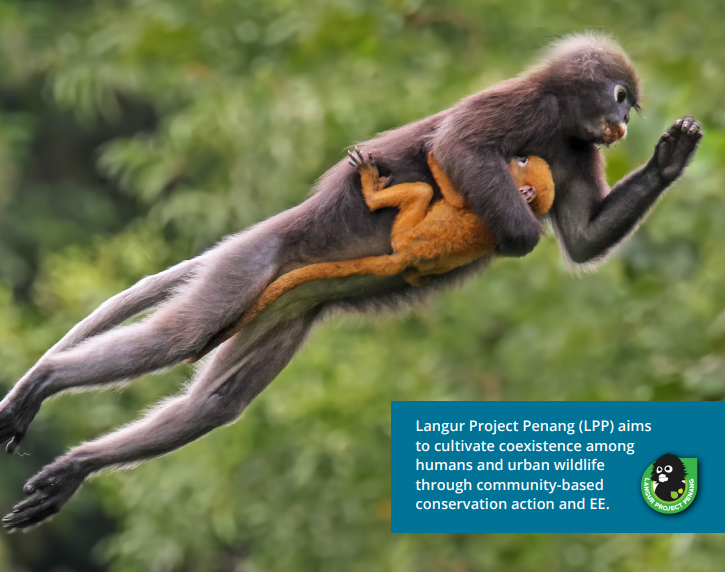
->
(641, 454, 697, 513)
(650, 453, 687, 502)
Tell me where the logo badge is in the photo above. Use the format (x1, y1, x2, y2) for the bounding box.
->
(641, 453, 697, 514)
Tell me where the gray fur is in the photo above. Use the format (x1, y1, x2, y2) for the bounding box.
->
(0, 34, 703, 530)
(47, 258, 200, 356)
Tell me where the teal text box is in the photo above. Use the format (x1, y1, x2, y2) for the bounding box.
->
(391, 401, 723, 532)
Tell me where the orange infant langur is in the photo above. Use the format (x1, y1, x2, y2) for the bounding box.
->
(195, 150, 554, 358)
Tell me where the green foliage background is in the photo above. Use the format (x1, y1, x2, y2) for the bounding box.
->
(0, 0, 724, 570)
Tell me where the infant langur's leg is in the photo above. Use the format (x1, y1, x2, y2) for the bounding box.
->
(348, 148, 433, 233)
(3, 311, 318, 531)
(189, 150, 425, 362)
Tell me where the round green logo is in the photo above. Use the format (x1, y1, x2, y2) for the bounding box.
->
(641, 454, 697, 514)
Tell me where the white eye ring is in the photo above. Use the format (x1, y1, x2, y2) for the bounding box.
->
(518, 157, 528, 166)
(656, 466, 663, 473)
(665, 465, 673, 473)
(614, 85, 627, 104)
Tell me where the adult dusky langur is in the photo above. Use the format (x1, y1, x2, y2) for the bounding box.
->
(0, 33, 703, 530)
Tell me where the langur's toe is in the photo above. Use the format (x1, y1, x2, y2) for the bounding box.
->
(347, 149, 360, 168)
(3, 494, 60, 531)
(0, 392, 42, 454)
(6, 434, 24, 454)
(0, 409, 29, 454)
(680, 115, 694, 132)
(5, 461, 88, 530)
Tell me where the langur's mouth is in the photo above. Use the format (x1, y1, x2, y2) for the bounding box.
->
(600, 120, 627, 145)
(519, 185, 537, 204)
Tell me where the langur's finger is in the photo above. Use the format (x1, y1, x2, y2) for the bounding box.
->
(3, 502, 57, 530)
(687, 121, 701, 135)
(667, 122, 681, 138)
(680, 115, 693, 131)
(10, 492, 48, 513)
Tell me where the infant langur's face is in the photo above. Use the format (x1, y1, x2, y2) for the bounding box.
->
(509, 156, 555, 216)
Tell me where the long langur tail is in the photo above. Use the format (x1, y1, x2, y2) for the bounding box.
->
(47, 259, 199, 356)
(191, 252, 409, 361)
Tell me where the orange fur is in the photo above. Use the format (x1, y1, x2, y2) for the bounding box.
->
(242, 154, 554, 318)
(195, 154, 554, 358)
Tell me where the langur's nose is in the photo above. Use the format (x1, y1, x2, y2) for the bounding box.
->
(623, 113, 630, 124)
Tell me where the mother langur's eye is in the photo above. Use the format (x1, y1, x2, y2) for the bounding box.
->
(656, 466, 663, 473)
(665, 465, 673, 473)
(614, 85, 627, 104)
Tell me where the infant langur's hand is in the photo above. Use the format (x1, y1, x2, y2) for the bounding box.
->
(519, 185, 537, 204)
